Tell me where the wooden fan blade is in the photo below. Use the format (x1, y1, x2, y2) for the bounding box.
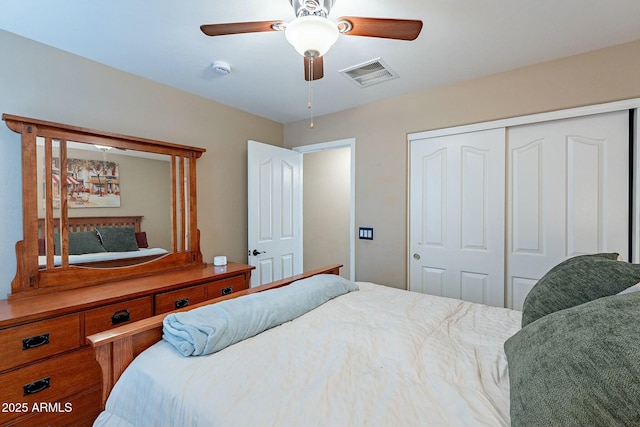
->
(337, 17, 423, 41)
(200, 21, 284, 36)
(304, 56, 324, 81)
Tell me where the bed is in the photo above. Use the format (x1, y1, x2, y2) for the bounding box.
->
(89, 255, 640, 427)
(37, 216, 168, 268)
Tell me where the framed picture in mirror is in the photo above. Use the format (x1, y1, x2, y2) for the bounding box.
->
(50, 157, 121, 209)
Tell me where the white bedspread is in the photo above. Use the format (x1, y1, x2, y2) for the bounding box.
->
(94, 282, 521, 427)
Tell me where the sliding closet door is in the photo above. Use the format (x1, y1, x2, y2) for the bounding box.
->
(506, 111, 629, 309)
(409, 128, 506, 307)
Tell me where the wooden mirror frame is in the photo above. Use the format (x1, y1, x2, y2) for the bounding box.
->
(3, 114, 205, 299)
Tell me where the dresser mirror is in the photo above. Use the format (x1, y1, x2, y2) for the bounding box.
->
(3, 114, 205, 298)
(35, 139, 174, 265)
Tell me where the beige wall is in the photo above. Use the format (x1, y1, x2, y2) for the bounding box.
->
(0, 30, 283, 298)
(284, 39, 640, 289)
(303, 147, 351, 279)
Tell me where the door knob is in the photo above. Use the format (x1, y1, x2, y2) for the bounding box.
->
(252, 249, 266, 256)
(413, 253, 421, 260)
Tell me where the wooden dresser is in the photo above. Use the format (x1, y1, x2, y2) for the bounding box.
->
(0, 262, 253, 427)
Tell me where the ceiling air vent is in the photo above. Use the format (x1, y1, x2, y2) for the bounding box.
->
(339, 58, 399, 88)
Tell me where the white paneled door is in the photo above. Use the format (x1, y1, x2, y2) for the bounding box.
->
(506, 111, 629, 309)
(409, 128, 507, 307)
(247, 140, 303, 287)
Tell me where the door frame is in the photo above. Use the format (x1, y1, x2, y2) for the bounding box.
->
(293, 138, 356, 281)
(408, 99, 640, 290)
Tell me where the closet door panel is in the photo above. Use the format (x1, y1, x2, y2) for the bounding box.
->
(567, 136, 604, 255)
(417, 266, 446, 296)
(461, 147, 489, 250)
(508, 131, 566, 307)
(507, 111, 629, 309)
(422, 149, 446, 247)
(460, 271, 489, 305)
(511, 277, 538, 311)
(409, 128, 506, 307)
(511, 139, 544, 255)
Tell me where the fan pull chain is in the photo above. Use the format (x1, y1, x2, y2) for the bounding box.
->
(308, 58, 314, 129)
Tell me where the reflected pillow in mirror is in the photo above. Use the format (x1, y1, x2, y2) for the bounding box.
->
(135, 231, 149, 248)
(54, 231, 107, 255)
(96, 226, 140, 252)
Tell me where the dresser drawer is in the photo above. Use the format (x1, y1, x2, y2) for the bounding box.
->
(205, 275, 247, 299)
(0, 348, 101, 426)
(155, 285, 206, 314)
(84, 296, 153, 337)
(0, 314, 81, 372)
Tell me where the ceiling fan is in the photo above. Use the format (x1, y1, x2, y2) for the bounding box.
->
(200, 0, 423, 81)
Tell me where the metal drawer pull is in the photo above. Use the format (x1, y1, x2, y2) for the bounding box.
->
(22, 333, 50, 350)
(24, 377, 50, 396)
(174, 298, 190, 309)
(111, 309, 131, 325)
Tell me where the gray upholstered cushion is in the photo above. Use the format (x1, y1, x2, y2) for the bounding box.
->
(520, 253, 640, 327)
(96, 226, 140, 252)
(54, 231, 107, 255)
(505, 292, 640, 427)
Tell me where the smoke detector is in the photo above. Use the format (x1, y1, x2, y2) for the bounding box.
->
(211, 61, 231, 75)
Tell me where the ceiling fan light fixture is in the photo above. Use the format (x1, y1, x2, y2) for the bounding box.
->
(285, 16, 339, 58)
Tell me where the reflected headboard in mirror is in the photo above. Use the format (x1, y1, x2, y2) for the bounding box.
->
(3, 114, 206, 299)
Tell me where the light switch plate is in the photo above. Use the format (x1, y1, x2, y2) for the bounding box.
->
(359, 227, 373, 240)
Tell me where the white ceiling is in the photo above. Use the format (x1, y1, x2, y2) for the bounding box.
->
(1, 0, 640, 124)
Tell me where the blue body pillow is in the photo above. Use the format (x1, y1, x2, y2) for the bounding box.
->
(162, 274, 358, 356)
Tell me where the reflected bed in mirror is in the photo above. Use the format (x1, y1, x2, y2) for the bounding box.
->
(37, 216, 169, 269)
(3, 113, 206, 299)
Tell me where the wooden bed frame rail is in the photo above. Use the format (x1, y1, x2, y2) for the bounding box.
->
(87, 264, 342, 408)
